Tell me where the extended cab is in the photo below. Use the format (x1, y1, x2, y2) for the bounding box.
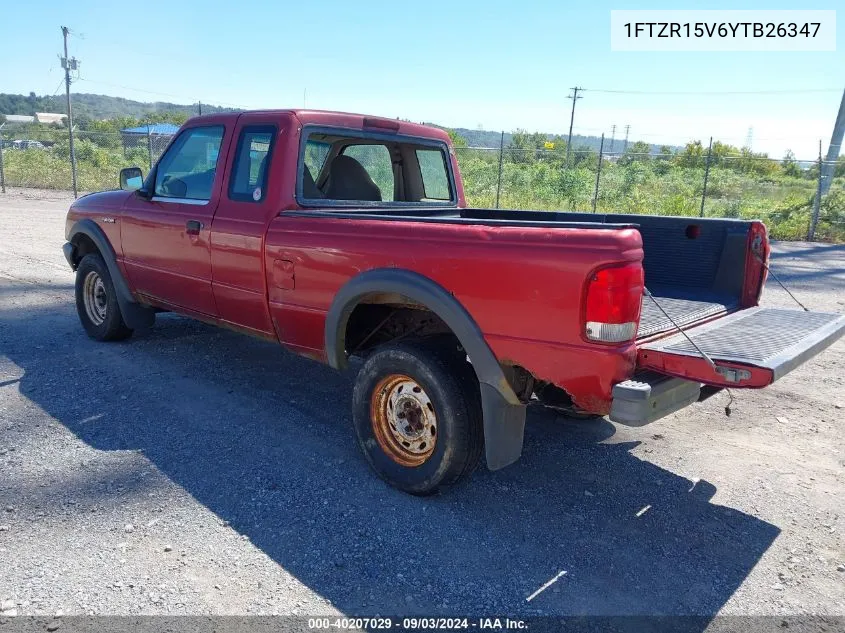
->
(63, 110, 845, 494)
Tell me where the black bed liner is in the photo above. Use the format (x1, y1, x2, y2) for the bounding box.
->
(638, 288, 738, 339)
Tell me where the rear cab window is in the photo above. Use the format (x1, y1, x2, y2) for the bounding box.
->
(341, 144, 395, 201)
(297, 127, 455, 207)
(416, 149, 450, 200)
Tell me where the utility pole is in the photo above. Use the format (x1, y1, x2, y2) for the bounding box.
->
(61, 26, 79, 198)
(495, 131, 505, 209)
(820, 87, 845, 196)
(592, 133, 605, 213)
(565, 87, 583, 162)
(198, 101, 202, 116)
(744, 127, 753, 151)
(700, 136, 713, 217)
(623, 124, 631, 153)
(0, 123, 6, 194)
(609, 124, 616, 154)
(809, 139, 824, 241)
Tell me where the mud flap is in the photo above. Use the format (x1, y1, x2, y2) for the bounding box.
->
(480, 383, 526, 471)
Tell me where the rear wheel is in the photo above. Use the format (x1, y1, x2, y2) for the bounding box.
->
(352, 340, 483, 495)
(75, 253, 133, 342)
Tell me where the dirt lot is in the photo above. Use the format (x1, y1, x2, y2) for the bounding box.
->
(0, 188, 843, 619)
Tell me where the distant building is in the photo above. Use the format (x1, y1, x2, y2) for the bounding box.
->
(120, 123, 181, 137)
(120, 123, 180, 157)
(3, 114, 35, 124)
(34, 112, 67, 125)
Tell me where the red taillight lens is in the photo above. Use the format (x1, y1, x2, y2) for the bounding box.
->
(584, 263, 644, 343)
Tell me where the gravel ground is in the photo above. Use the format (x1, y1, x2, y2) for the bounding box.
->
(0, 187, 843, 619)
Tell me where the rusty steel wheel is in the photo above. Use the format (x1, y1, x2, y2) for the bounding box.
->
(370, 374, 437, 467)
(352, 341, 483, 495)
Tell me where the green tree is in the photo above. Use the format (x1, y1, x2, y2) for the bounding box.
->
(446, 129, 467, 148)
(676, 141, 705, 168)
(782, 150, 801, 178)
(619, 140, 651, 165)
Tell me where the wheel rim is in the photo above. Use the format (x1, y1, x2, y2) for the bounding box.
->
(371, 374, 437, 467)
(82, 270, 108, 326)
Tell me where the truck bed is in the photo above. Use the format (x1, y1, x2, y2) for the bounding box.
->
(286, 206, 755, 340)
(638, 288, 738, 338)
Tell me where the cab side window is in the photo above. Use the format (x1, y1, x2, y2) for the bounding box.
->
(154, 126, 224, 201)
(229, 126, 275, 202)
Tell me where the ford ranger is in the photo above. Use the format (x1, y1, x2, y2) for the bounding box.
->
(62, 110, 845, 494)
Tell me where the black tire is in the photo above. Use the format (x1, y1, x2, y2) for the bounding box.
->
(352, 340, 483, 495)
(75, 253, 133, 342)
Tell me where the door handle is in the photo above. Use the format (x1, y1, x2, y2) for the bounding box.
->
(186, 220, 204, 235)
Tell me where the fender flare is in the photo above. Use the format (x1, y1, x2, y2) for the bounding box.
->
(325, 268, 527, 470)
(65, 219, 155, 329)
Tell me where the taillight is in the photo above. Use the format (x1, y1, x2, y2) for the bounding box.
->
(584, 263, 644, 343)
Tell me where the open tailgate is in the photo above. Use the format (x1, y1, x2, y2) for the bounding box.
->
(637, 307, 845, 388)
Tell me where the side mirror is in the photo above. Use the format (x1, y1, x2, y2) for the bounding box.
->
(119, 167, 144, 191)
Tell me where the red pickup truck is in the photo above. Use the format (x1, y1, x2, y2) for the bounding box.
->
(63, 110, 845, 494)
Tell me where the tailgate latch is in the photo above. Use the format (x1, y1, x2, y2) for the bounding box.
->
(715, 366, 751, 383)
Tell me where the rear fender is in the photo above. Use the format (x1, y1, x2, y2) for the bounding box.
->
(325, 268, 526, 471)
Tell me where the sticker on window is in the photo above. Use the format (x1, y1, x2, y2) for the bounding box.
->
(252, 187, 262, 201)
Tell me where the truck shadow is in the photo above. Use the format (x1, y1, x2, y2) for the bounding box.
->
(0, 305, 780, 619)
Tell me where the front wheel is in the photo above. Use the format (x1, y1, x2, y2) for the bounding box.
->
(75, 253, 133, 342)
(351, 341, 483, 495)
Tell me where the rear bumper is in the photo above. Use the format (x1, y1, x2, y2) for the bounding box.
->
(609, 371, 701, 426)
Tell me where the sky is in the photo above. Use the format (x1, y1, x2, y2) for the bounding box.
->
(1, 0, 843, 158)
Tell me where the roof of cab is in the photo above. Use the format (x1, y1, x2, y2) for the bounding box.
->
(185, 109, 451, 143)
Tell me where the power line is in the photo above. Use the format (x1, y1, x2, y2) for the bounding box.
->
(585, 87, 840, 96)
(75, 77, 250, 110)
(51, 77, 66, 97)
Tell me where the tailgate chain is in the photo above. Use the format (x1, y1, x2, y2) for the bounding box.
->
(643, 287, 734, 415)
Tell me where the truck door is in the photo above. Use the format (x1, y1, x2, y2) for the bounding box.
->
(121, 120, 232, 316)
(208, 113, 293, 336)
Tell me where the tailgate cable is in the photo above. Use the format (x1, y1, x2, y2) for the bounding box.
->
(643, 287, 735, 416)
(643, 287, 717, 372)
(754, 253, 809, 312)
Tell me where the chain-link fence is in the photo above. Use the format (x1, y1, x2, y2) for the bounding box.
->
(455, 145, 844, 242)
(0, 126, 842, 242)
(0, 127, 171, 192)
